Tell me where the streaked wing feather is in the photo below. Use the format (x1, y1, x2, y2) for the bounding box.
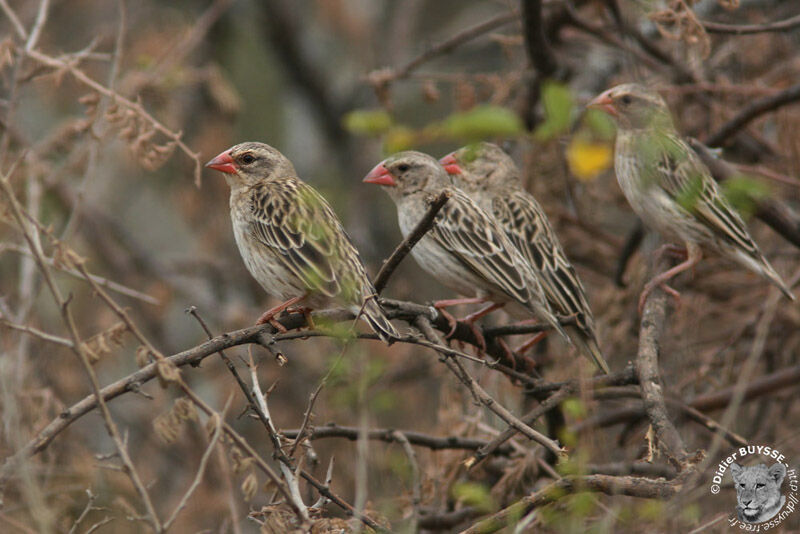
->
(494, 192, 593, 327)
(247, 181, 362, 301)
(655, 134, 761, 257)
(429, 190, 531, 304)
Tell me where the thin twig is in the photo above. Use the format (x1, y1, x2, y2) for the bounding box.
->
(415, 316, 565, 458)
(705, 82, 800, 147)
(392, 431, 421, 533)
(702, 13, 800, 35)
(162, 396, 228, 530)
(373, 190, 451, 293)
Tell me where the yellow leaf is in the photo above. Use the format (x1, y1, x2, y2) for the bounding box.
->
(567, 139, 613, 182)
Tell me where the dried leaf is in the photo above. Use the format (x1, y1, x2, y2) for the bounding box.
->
(241, 472, 258, 501)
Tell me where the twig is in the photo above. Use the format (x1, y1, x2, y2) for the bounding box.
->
(0, 0, 28, 40)
(460, 474, 680, 534)
(282, 424, 514, 455)
(521, 0, 556, 77)
(0, 170, 163, 531)
(2, 243, 160, 304)
(688, 138, 800, 250)
(23, 48, 203, 185)
(392, 431, 421, 533)
(705, 82, 800, 147)
(702, 13, 800, 35)
(465, 385, 574, 469)
(162, 396, 228, 530)
(415, 316, 565, 458)
(636, 256, 691, 469)
(370, 11, 518, 85)
(373, 190, 451, 293)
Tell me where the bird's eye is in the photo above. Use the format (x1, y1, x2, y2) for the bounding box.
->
(397, 163, 410, 172)
(240, 153, 255, 164)
(620, 94, 632, 105)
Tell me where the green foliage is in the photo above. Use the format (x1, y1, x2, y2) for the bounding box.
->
(534, 81, 574, 141)
(563, 397, 587, 419)
(675, 173, 705, 213)
(721, 175, 770, 218)
(452, 481, 496, 513)
(343, 109, 393, 136)
(440, 105, 524, 141)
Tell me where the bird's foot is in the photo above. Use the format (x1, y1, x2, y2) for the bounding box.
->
(515, 331, 549, 355)
(255, 296, 304, 331)
(433, 305, 460, 338)
(654, 243, 687, 261)
(638, 280, 681, 315)
(286, 306, 315, 329)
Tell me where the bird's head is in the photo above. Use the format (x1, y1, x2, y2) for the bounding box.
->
(587, 84, 673, 131)
(205, 142, 295, 188)
(363, 151, 449, 200)
(439, 142, 520, 191)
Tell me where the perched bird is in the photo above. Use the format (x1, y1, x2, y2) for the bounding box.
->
(362, 150, 569, 347)
(206, 142, 398, 343)
(440, 142, 610, 374)
(588, 84, 795, 311)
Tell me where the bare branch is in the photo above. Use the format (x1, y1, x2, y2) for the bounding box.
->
(703, 13, 800, 35)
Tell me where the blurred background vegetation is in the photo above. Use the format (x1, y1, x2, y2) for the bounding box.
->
(0, 0, 799, 532)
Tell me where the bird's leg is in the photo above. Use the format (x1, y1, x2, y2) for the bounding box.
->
(495, 338, 516, 369)
(639, 244, 702, 314)
(515, 331, 549, 354)
(285, 306, 315, 329)
(432, 297, 490, 338)
(462, 302, 504, 352)
(256, 295, 305, 332)
(654, 243, 687, 261)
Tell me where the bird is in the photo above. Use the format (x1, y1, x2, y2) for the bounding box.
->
(588, 83, 795, 312)
(362, 150, 569, 349)
(206, 141, 398, 343)
(439, 142, 610, 374)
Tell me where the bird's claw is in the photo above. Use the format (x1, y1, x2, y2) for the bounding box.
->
(638, 281, 681, 315)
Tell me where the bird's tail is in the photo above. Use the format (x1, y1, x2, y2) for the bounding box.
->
(569, 326, 611, 374)
(528, 300, 571, 345)
(736, 249, 796, 301)
(359, 297, 400, 344)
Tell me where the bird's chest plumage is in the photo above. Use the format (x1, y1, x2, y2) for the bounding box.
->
(615, 132, 685, 242)
(229, 193, 303, 301)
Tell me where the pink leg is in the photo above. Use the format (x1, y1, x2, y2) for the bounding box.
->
(463, 302, 504, 352)
(256, 296, 305, 331)
(433, 297, 491, 338)
(638, 244, 702, 315)
(515, 331, 549, 354)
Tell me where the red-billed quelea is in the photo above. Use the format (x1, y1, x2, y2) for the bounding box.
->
(440, 142, 610, 374)
(589, 84, 795, 311)
(206, 142, 398, 342)
(363, 151, 569, 346)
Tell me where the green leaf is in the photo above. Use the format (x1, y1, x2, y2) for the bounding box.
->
(451, 482, 496, 513)
(721, 175, 770, 218)
(440, 105, 524, 141)
(534, 81, 574, 141)
(343, 109, 393, 136)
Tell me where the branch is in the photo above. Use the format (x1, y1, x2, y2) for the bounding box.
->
(702, 13, 800, 35)
(461, 474, 680, 534)
(415, 316, 565, 458)
(373, 190, 451, 293)
(521, 0, 557, 78)
(705, 82, 800, 147)
(281, 424, 514, 455)
(636, 257, 691, 469)
(368, 11, 518, 87)
(689, 138, 800, 250)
